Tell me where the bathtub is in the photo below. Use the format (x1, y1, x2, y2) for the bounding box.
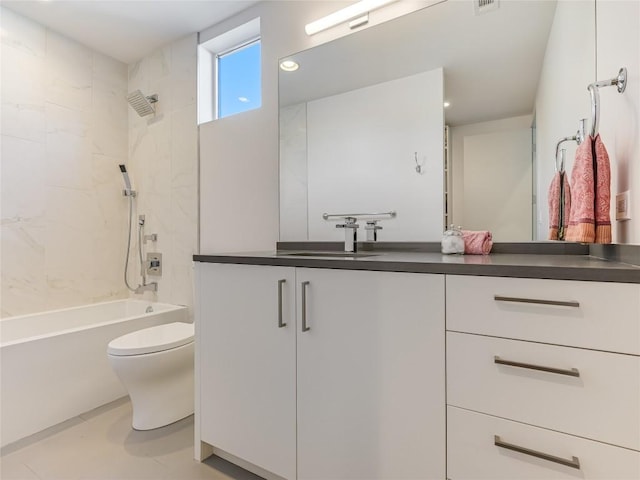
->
(0, 299, 188, 448)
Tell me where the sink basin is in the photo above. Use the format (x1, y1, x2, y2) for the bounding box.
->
(279, 252, 379, 258)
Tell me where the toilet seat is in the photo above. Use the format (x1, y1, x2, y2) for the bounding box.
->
(107, 322, 194, 356)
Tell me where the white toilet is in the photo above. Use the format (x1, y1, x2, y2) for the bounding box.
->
(107, 322, 195, 430)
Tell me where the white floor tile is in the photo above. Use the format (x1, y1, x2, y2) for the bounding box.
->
(1, 398, 263, 480)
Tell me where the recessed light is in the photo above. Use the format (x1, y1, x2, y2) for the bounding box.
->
(280, 60, 299, 72)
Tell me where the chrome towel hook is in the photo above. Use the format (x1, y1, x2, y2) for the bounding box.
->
(587, 67, 627, 137)
(414, 152, 426, 174)
(554, 119, 586, 173)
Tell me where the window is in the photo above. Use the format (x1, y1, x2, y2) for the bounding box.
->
(198, 18, 261, 124)
(217, 39, 261, 118)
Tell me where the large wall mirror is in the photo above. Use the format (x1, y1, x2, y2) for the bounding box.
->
(279, 0, 596, 243)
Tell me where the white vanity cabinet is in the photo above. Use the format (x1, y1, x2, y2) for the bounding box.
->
(197, 263, 297, 480)
(445, 275, 640, 480)
(196, 263, 446, 480)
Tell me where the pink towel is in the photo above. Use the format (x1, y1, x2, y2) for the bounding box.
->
(548, 171, 571, 240)
(565, 135, 612, 243)
(462, 230, 493, 255)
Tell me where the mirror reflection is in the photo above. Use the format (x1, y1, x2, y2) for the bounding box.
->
(279, 0, 595, 242)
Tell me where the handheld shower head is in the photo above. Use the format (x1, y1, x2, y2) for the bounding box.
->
(127, 90, 158, 117)
(119, 164, 135, 197)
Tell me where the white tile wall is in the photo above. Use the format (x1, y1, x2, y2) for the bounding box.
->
(1, 8, 198, 318)
(1, 7, 130, 316)
(126, 34, 198, 316)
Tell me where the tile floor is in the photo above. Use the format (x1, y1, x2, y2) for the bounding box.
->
(0, 397, 263, 480)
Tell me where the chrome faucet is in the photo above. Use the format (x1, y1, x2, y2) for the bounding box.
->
(365, 220, 382, 242)
(135, 282, 158, 294)
(336, 216, 359, 253)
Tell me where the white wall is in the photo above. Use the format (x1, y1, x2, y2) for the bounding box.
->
(462, 129, 532, 241)
(198, 1, 436, 253)
(535, 0, 639, 244)
(1, 7, 198, 317)
(305, 69, 444, 241)
(596, 0, 640, 244)
(127, 34, 199, 313)
(1, 8, 129, 316)
(450, 115, 534, 232)
(534, 0, 596, 241)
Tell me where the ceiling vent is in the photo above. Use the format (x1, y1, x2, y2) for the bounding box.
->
(474, 0, 500, 15)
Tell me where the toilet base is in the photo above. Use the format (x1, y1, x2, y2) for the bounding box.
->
(108, 342, 194, 431)
(132, 410, 193, 431)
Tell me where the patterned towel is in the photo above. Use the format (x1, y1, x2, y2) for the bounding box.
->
(565, 135, 612, 243)
(548, 171, 571, 240)
(462, 230, 493, 255)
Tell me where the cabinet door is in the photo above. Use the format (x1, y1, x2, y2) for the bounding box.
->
(296, 268, 445, 480)
(197, 263, 296, 480)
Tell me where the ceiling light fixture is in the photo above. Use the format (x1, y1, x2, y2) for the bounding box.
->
(444, 101, 451, 108)
(305, 0, 399, 36)
(280, 60, 299, 72)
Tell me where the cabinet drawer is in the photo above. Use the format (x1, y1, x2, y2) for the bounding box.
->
(447, 332, 640, 450)
(447, 406, 640, 480)
(446, 275, 640, 354)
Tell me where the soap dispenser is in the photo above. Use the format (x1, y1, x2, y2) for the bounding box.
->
(441, 225, 465, 254)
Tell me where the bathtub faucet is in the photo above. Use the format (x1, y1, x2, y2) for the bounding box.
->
(135, 282, 157, 294)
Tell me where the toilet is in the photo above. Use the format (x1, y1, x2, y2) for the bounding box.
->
(107, 322, 195, 430)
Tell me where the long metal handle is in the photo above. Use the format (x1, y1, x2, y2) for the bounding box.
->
(301, 281, 310, 332)
(494, 435, 581, 470)
(323, 211, 396, 220)
(494, 356, 580, 377)
(494, 295, 580, 308)
(278, 279, 287, 328)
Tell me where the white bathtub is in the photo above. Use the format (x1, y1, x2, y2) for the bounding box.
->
(0, 299, 188, 448)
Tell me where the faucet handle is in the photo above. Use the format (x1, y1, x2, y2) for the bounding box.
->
(365, 220, 382, 242)
(365, 220, 382, 231)
(336, 216, 359, 229)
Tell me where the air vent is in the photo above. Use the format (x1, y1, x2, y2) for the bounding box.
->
(474, 0, 500, 15)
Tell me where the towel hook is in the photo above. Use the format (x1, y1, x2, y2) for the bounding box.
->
(414, 152, 426, 174)
(587, 67, 627, 138)
(555, 138, 574, 173)
(554, 119, 586, 173)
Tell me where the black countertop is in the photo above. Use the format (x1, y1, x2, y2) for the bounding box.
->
(194, 246, 640, 283)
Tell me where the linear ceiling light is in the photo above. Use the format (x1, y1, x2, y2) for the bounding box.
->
(305, 0, 399, 36)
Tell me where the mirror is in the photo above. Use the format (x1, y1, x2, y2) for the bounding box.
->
(279, 0, 596, 243)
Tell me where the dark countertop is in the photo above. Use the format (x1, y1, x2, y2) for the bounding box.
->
(194, 249, 640, 283)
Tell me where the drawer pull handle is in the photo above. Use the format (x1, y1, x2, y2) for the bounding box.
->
(494, 356, 580, 377)
(494, 435, 581, 470)
(301, 281, 310, 332)
(494, 295, 580, 308)
(277, 279, 287, 328)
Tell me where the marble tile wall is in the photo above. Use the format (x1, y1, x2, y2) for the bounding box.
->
(1, 8, 129, 316)
(1, 8, 198, 318)
(127, 34, 198, 315)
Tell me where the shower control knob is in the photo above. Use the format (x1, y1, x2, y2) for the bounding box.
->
(146, 253, 162, 276)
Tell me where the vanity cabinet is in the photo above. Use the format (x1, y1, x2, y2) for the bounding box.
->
(197, 263, 297, 480)
(196, 263, 445, 480)
(445, 275, 640, 479)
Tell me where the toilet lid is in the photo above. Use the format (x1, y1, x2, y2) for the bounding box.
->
(107, 322, 194, 356)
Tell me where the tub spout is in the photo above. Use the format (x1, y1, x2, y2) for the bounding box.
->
(135, 282, 157, 294)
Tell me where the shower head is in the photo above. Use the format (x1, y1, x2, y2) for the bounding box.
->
(119, 164, 136, 197)
(126, 90, 158, 117)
